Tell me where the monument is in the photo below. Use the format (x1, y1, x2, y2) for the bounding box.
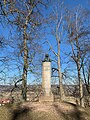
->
(39, 54, 53, 102)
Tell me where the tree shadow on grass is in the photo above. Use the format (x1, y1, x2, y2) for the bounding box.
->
(53, 102, 87, 120)
(6, 104, 33, 120)
(11, 107, 30, 120)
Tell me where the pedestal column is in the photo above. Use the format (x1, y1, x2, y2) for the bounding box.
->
(42, 62, 51, 96)
(39, 54, 53, 102)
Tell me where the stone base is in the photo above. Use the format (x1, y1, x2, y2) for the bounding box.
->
(39, 95, 54, 102)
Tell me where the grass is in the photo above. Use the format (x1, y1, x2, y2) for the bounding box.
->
(0, 105, 12, 120)
(0, 102, 90, 120)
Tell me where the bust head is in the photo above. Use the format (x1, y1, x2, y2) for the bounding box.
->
(43, 54, 51, 62)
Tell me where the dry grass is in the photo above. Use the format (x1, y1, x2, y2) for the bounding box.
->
(0, 102, 90, 120)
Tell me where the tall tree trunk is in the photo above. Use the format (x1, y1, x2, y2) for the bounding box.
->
(57, 40, 63, 101)
(76, 38, 84, 107)
(22, 25, 28, 101)
(77, 63, 84, 107)
(75, 13, 84, 106)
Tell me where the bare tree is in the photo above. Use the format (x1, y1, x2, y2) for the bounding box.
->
(66, 6, 90, 106)
(44, 1, 65, 100)
(0, 0, 47, 101)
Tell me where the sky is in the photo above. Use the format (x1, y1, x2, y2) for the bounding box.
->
(64, 0, 89, 7)
(0, 0, 90, 85)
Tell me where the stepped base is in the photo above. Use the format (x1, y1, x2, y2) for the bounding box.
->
(39, 95, 54, 102)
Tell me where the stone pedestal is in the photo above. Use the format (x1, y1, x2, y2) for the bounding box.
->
(42, 62, 51, 96)
(39, 54, 53, 102)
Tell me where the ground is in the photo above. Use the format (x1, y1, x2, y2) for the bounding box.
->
(0, 102, 90, 120)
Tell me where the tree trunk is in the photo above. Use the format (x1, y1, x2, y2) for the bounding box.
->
(76, 37, 84, 107)
(57, 40, 63, 101)
(22, 25, 28, 101)
(77, 63, 84, 107)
